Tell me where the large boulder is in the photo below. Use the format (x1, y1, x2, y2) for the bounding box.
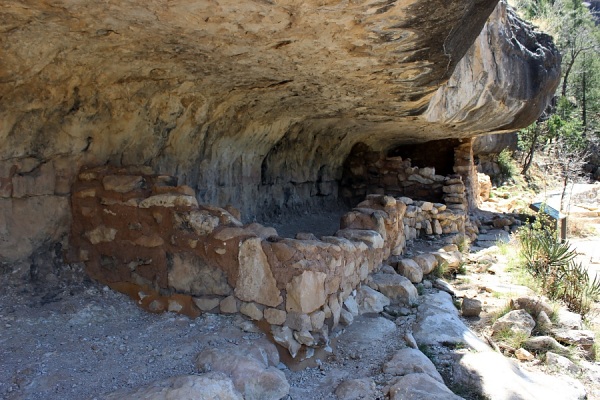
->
(370, 273, 418, 305)
(195, 340, 289, 400)
(491, 309, 536, 338)
(383, 348, 444, 383)
(413, 291, 489, 352)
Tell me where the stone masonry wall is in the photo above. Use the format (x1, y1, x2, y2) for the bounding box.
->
(71, 166, 468, 358)
(340, 143, 448, 207)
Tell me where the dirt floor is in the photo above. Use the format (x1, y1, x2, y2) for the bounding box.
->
(0, 275, 417, 400)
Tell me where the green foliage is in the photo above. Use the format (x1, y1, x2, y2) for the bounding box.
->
(431, 261, 449, 279)
(516, 213, 600, 316)
(418, 344, 435, 361)
(497, 149, 518, 180)
(494, 327, 531, 349)
(416, 282, 424, 296)
(513, 0, 600, 137)
(518, 121, 539, 151)
(490, 301, 514, 324)
(548, 98, 587, 150)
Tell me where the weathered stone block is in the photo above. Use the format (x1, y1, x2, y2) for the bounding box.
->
(356, 286, 390, 314)
(285, 270, 326, 313)
(285, 312, 312, 332)
(272, 326, 301, 359)
(168, 253, 232, 296)
(310, 310, 326, 330)
(139, 193, 198, 208)
(293, 330, 315, 346)
(412, 254, 439, 275)
(264, 308, 287, 325)
(85, 225, 117, 244)
(193, 297, 221, 312)
(461, 297, 482, 317)
(185, 210, 220, 236)
(335, 229, 384, 249)
(240, 302, 263, 321)
(492, 309, 535, 337)
(220, 296, 238, 313)
(396, 259, 423, 283)
(371, 274, 418, 305)
(102, 175, 144, 193)
(133, 234, 164, 248)
(235, 237, 282, 307)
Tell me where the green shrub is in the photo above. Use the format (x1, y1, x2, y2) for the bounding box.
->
(497, 149, 518, 180)
(431, 261, 449, 279)
(516, 218, 600, 317)
(494, 327, 530, 350)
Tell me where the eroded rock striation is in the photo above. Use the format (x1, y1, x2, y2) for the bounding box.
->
(0, 0, 560, 266)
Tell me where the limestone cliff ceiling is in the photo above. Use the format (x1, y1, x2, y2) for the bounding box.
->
(0, 0, 560, 236)
(2, 0, 503, 159)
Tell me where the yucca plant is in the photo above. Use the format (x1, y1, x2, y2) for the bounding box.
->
(519, 226, 577, 296)
(517, 213, 600, 317)
(557, 261, 600, 316)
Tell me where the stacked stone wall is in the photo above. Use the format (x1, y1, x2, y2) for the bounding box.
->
(340, 143, 448, 207)
(71, 166, 468, 358)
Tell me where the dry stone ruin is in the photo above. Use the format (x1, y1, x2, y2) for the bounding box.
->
(70, 162, 469, 358)
(2, 0, 561, 362)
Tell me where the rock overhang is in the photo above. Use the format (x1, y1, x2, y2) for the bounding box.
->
(0, 0, 561, 262)
(2, 0, 536, 159)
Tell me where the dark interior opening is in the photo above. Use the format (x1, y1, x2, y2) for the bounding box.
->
(388, 138, 460, 176)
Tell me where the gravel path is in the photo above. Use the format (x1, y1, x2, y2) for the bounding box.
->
(0, 278, 411, 400)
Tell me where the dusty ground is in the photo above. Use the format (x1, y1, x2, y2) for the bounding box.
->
(0, 273, 418, 400)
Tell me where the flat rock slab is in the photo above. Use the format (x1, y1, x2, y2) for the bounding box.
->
(476, 230, 510, 244)
(412, 291, 489, 352)
(103, 373, 243, 400)
(388, 373, 463, 400)
(336, 315, 396, 350)
(453, 352, 586, 400)
(383, 348, 444, 383)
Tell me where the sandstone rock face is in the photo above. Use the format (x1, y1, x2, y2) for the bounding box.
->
(235, 238, 283, 307)
(426, 1, 561, 132)
(0, 0, 560, 265)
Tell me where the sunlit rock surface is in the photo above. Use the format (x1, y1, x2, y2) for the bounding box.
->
(0, 0, 559, 263)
